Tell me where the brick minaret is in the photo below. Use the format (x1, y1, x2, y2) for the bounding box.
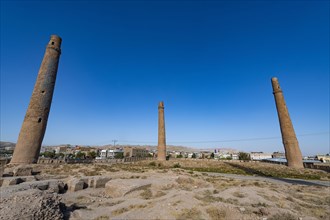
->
(271, 77, 304, 168)
(157, 101, 166, 161)
(11, 35, 62, 164)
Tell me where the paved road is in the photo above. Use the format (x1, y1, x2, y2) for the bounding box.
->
(204, 172, 330, 187)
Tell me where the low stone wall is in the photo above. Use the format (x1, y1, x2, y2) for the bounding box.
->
(261, 160, 287, 166)
(94, 159, 125, 163)
(38, 158, 93, 164)
(66, 158, 94, 164)
(123, 157, 155, 162)
(37, 157, 154, 165)
(95, 157, 155, 163)
(37, 158, 66, 164)
(304, 163, 330, 172)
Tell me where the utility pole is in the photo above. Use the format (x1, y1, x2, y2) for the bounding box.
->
(112, 140, 118, 148)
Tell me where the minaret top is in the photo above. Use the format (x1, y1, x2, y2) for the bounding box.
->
(47, 35, 62, 53)
(271, 77, 282, 94)
(158, 101, 164, 109)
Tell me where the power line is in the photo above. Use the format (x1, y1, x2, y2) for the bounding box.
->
(169, 132, 330, 144)
(93, 131, 329, 145)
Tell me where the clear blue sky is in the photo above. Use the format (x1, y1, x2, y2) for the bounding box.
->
(1, 0, 329, 155)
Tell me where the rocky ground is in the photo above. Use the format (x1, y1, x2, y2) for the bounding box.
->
(1, 160, 329, 220)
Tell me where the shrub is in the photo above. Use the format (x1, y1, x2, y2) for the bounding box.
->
(114, 152, 124, 159)
(149, 161, 156, 166)
(268, 212, 296, 220)
(176, 208, 202, 220)
(238, 152, 251, 161)
(87, 151, 97, 159)
(206, 207, 226, 220)
(140, 189, 153, 200)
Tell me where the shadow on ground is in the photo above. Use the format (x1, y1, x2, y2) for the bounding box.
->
(224, 162, 329, 187)
(62, 203, 87, 220)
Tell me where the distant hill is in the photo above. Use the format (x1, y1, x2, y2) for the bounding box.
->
(0, 141, 16, 150)
(0, 141, 16, 148)
(40, 143, 238, 153)
(100, 144, 237, 153)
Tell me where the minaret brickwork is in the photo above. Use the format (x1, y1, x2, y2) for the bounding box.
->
(271, 77, 304, 168)
(11, 35, 62, 164)
(157, 101, 166, 161)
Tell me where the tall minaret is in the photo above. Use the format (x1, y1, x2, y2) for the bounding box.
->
(157, 101, 166, 161)
(11, 35, 62, 164)
(271, 77, 304, 168)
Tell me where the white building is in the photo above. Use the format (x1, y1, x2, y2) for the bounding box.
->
(231, 153, 239, 160)
(99, 149, 123, 159)
(250, 152, 272, 160)
(107, 149, 123, 159)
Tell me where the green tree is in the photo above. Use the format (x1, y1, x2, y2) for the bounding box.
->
(192, 153, 197, 159)
(210, 153, 215, 159)
(238, 152, 251, 161)
(176, 154, 183, 158)
(75, 151, 86, 159)
(114, 152, 124, 159)
(44, 151, 55, 158)
(87, 151, 97, 159)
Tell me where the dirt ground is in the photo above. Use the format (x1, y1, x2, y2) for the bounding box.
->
(1, 160, 330, 220)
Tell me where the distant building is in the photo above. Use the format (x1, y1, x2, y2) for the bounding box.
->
(107, 149, 123, 159)
(99, 149, 123, 159)
(272, 151, 285, 158)
(55, 146, 67, 154)
(100, 150, 107, 159)
(231, 153, 238, 160)
(124, 147, 149, 158)
(200, 151, 212, 159)
(250, 152, 272, 160)
(316, 154, 330, 163)
(219, 153, 231, 159)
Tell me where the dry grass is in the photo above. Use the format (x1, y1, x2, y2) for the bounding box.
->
(39, 158, 330, 181)
(154, 191, 166, 198)
(161, 183, 176, 191)
(268, 212, 297, 220)
(93, 215, 109, 220)
(135, 159, 330, 180)
(112, 207, 129, 216)
(176, 207, 202, 220)
(78, 168, 101, 176)
(224, 198, 239, 205)
(194, 190, 224, 203)
(232, 191, 246, 198)
(206, 206, 227, 220)
(140, 188, 153, 200)
(175, 177, 195, 191)
(172, 200, 182, 206)
(251, 202, 268, 207)
(97, 200, 124, 207)
(112, 204, 148, 216)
